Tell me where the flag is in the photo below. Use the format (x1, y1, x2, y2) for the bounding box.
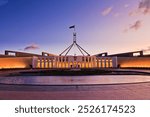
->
(69, 25, 75, 29)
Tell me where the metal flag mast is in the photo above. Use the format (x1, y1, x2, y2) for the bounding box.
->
(59, 25, 90, 56)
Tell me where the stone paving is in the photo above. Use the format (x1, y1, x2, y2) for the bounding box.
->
(0, 82, 150, 100)
(0, 69, 150, 100)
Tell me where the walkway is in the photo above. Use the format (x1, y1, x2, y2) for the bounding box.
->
(0, 82, 150, 100)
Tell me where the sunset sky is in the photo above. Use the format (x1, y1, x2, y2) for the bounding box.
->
(0, 0, 150, 55)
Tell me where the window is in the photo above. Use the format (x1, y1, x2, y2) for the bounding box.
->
(86, 57, 88, 62)
(59, 57, 61, 62)
(66, 57, 68, 62)
(8, 52, 16, 56)
(74, 56, 77, 61)
(89, 57, 91, 62)
(82, 57, 84, 61)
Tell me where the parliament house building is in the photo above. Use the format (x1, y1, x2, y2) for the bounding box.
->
(0, 26, 150, 69)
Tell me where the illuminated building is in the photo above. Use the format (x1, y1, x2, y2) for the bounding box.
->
(0, 26, 150, 69)
(0, 50, 150, 69)
(0, 50, 117, 69)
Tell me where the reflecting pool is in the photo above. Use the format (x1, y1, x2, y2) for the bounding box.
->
(0, 75, 150, 85)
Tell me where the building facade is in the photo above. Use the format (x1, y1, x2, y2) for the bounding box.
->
(33, 56, 117, 69)
(0, 50, 150, 69)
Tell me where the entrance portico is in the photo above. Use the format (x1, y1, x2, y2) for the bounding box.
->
(33, 56, 117, 69)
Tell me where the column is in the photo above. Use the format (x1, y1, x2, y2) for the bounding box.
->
(43, 58, 46, 68)
(91, 57, 93, 68)
(55, 57, 57, 68)
(51, 59, 53, 68)
(64, 57, 66, 68)
(104, 58, 106, 68)
(93, 57, 96, 68)
(47, 58, 50, 68)
(92, 57, 94, 68)
(32, 56, 38, 68)
(68, 62, 70, 68)
(112, 57, 118, 68)
(87, 57, 89, 68)
(108, 58, 110, 68)
(53, 57, 55, 68)
(97, 58, 99, 68)
(100, 58, 103, 68)
(40, 58, 42, 68)
(84, 57, 86, 68)
(61, 57, 62, 68)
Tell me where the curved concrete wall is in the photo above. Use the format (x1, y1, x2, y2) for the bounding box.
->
(0, 57, 32, 69)
(0, 56, 150, 69)
(118, 57, 150, 68)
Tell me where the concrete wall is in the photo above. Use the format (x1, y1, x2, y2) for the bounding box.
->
(0, 57, 32, 69)
(5, 50, 40, 57)
(118, 57, 150, 68)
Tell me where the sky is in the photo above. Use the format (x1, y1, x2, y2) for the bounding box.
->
(0, 0, 150, 55)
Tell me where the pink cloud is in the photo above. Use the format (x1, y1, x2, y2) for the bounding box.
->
(129, 20, 142, 30)
(139, 0, 150, 14)
(101, 7, 113, 16)
(124, 20, 142, 32)
(124, 4, 129, 8)
(129, 9, 139, 16)
(141, 46, 150, 52)
(113, 13, 120, 17)
(129, 0, 150, 16)
(24, 44, 39, 51)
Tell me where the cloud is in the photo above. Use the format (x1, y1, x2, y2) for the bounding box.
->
(101, 7, 113, 16)
(113, 13, 120, 17)
(129, 0, 150, 16)
(123, 28, 128, 33)
(124, 20, 142, 32)
(24, 44, 39, 51)
(0, 0, 8, 6)
(124, 4, 129, 8)
(129, 20, 142, 30)
(129, 9, 139, 16)
(141, 46, 150, 52)
(139, 0, 150, 14)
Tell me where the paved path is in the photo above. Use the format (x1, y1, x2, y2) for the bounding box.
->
(114, 69, 150, 73)
(0, 82, 150, 100)
(0, 69, 150, 100)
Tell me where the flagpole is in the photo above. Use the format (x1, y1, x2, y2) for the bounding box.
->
(59, 25, 90, 56)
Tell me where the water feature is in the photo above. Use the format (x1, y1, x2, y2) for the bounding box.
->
(0, 75, 150, 85)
